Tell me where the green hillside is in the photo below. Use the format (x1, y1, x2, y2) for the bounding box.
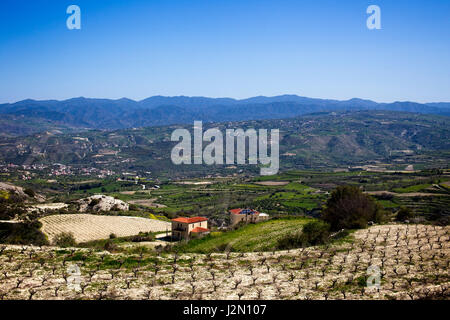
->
(175, 217, 313, 253)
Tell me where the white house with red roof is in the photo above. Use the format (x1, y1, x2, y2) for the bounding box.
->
(171, 216, 210, 240)
(229, 208, 269, 227)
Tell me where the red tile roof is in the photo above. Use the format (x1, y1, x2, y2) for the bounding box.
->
(191, 227, 210, 233)
(172, 217, 208, 224)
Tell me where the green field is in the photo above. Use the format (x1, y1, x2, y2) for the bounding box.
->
(392, 183, 432, 193)
(175, 217, 313, 253)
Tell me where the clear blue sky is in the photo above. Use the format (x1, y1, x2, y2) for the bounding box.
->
(0, 0, 449, 103)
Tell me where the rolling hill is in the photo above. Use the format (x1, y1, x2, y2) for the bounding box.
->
(0, 95, 449, 136)
(0, 110, 448, 177)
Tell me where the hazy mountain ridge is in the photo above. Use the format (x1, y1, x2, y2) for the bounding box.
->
(0, 111, 448, 177)
(0, 95, 449, 136)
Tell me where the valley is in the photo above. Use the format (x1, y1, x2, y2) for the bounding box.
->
(0, 109, 449, 301)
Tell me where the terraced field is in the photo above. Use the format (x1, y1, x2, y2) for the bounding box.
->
(0, 224, 448, 300)
(396, 196, 450, 218)
(40, 214, 171, 243)
(178, 218, 313, 253)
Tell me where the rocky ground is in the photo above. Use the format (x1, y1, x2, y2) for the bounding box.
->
(0, 224, 448, 300)
(76, 195, 129, 212)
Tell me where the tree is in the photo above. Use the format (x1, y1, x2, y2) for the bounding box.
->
(300, 220, 331, 245)
(276, 220, 331, 249)
(23, 188, 36, 198)
(53, 232, 76, 247)
(395, 207, 414, 222)
(322, 185, 385, 230)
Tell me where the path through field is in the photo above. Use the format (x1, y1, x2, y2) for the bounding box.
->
(254, 181, 290, 186)
(365, 191, 449, 197)
(128, 199, 167, 208)
(40, 214, 171, 243)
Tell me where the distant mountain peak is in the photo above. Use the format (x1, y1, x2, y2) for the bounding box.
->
(0, 95, 449, 136)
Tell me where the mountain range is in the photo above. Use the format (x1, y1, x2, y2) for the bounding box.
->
(0, 95, 449, 136)
(1, 110, 448, 176)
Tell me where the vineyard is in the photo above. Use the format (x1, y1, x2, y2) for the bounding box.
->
(40, 214, 171, 243)
(0, 224, 448, 300)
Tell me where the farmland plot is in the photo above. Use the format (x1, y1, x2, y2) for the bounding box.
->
(40, 214, 171, 243)
(0, 224, 448, 300)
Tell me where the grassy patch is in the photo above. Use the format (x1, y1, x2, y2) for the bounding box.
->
(175, 217, 313, 253)
(77, 232, 156, 251)
(376, 199, 400, 209)
(393, 184, 431, 193)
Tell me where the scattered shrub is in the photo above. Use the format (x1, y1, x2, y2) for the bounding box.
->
(0, 221, 49, 246)
(53, 232, 76, 247)
(373, 192, 394, 201)
(0, 190, 10, 200)
(128, 204, 139, 211)
(300, 220, 331, 245)
(23, 188, 36, 198)
(109, 233, 117, 239)
(88, 198, 100, 207)
(277, 220, 331, 249)
(395, 207, 414, 222)
(130, 232, 154, 242)
(330, 229, 350, 241)
(212, 242, 228, 252)
(322, 185, 386, 230)
(103, 240, 118, 252)
(0, 203, 27, 220)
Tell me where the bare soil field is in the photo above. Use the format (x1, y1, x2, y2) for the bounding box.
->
(128, 199, 167, 208)
(40, 214, 171, 243)
(254, 181, 290, 186)
(0, 224, 448, 300)
(119, 191, 136, 195)
(175, 181, 214, 185)
(365, 191, 449, 197)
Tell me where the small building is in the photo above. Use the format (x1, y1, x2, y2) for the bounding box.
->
(229, 208, 269, 227)
(171, 216, 210, 240)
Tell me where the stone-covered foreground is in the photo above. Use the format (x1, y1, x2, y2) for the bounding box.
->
(0, 224, 448, 300)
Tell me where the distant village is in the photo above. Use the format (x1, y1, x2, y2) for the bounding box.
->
(0, 162, 116, 180)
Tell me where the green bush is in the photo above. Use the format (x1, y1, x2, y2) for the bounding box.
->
(128, 204, 139, 211)
(215, 242, 234, 252)
(53, 232, 76, 247)
(24, 188, 36, 198)
(0, 203, 27, 220)
(395, 207, 414, 222)
(103, 239, 118, 252)
(300, 220, 331, 245)
(130, 232, 154, 242)
(322, 185, 386, 230)
(277, 220, 331, 249)
(0, 221, 49, 246)
(373, 192, 394, 201)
